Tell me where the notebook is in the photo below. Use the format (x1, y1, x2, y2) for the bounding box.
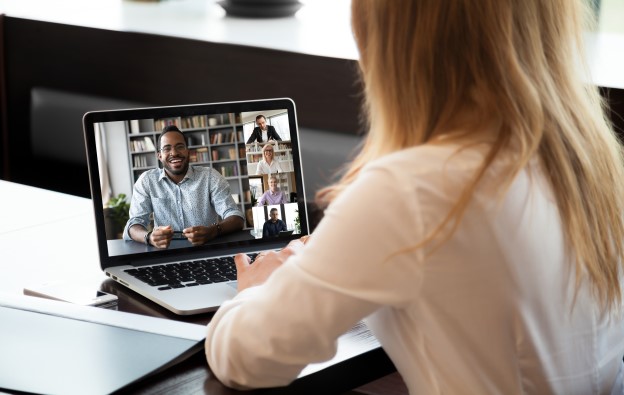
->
(82, 98, 309, 315)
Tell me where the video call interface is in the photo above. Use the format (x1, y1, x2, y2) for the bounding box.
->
(93, 107, 305, 257)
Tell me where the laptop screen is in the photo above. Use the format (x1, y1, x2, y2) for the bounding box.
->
(83, 98, 309, 270)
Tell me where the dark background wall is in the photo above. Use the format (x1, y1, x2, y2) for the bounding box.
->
(1, 16, 623, 200)
(0, 16, 364, 197)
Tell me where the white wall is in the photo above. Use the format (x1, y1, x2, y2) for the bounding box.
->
(103, 121, 133, 199)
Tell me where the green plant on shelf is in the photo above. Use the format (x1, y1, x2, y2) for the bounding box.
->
(294, 209, 301, 233)
(106, 193, 131, 231)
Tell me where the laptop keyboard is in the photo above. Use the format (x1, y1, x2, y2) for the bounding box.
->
(124, 253, 258, 291)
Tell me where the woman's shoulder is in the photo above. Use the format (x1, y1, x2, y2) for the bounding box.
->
(357, 143, 499, 200)
(366, 143, 487, 176)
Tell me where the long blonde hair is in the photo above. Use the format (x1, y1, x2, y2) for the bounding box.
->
(316, 0, 624, 311)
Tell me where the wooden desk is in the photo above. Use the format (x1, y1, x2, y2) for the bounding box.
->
(0, 180, 396, 395)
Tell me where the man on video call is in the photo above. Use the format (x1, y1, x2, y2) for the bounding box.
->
(124, 125, 244, 249)
(262, 208, 288, 238)
(246, 114, 282, 143)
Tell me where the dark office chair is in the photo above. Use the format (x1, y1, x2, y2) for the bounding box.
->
(29, 87, 149, 198)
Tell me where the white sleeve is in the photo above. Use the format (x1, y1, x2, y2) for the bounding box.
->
(255, 161, 265, 175)
(205, 164, 425, 389)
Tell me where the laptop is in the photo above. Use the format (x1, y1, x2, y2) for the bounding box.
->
(82, 98, 310, 315)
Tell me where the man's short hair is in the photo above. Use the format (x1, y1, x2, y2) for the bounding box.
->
(158, 125, 185, 148)
(270, 208, 278, 214)
(255, 114, 266, 122)
(163, 125, 182, 133)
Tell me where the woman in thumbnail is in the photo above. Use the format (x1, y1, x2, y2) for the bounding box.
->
(257, 175, 287, 206)
(255, 142, 283, 175)
(206, 1, 624, 394)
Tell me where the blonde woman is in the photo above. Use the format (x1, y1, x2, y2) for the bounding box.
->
(255, 142, 283, 175)
(206, 1, 624, 393)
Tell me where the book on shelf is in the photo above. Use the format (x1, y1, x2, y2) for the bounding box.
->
(188, 149, 197, 163)
(129, 120, 140, 134)
(275, 142, 292, 151)
(133, 155, 151, 168)
(143, 136, 156, 151)
(131, 138, 155, 153)
(154, 118, 180, 131)
(209, 131, 242, 145)
(247, 155, 260, 163)
(181, 115, 207, 129)
(207, 114, 231, 127)
(247, 143, 261, 153)
(218, 164, 239, 177)
(196, 147, 209, 162)
(275, 152, 293, 161)
(228, 113, 243, 125)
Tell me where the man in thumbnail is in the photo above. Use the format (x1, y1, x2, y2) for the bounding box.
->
(262, 208, 287, 238)
(257, 175, 287, 206)
(246, 114, 282, 143)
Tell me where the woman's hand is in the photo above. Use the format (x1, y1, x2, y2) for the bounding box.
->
(235, 236, 310, 292)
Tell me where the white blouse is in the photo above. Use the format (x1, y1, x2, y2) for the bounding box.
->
(206, 141, 624, 394)
(255, 159, 283, 176)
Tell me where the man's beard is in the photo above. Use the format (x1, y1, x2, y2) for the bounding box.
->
(164, 156, 189, 176)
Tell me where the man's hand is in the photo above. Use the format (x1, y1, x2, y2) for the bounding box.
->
(183, 217, 244, 246)
(150, 225, 174, 249)
(183, 225, 216, 246)
(234, 236, 310, 292)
